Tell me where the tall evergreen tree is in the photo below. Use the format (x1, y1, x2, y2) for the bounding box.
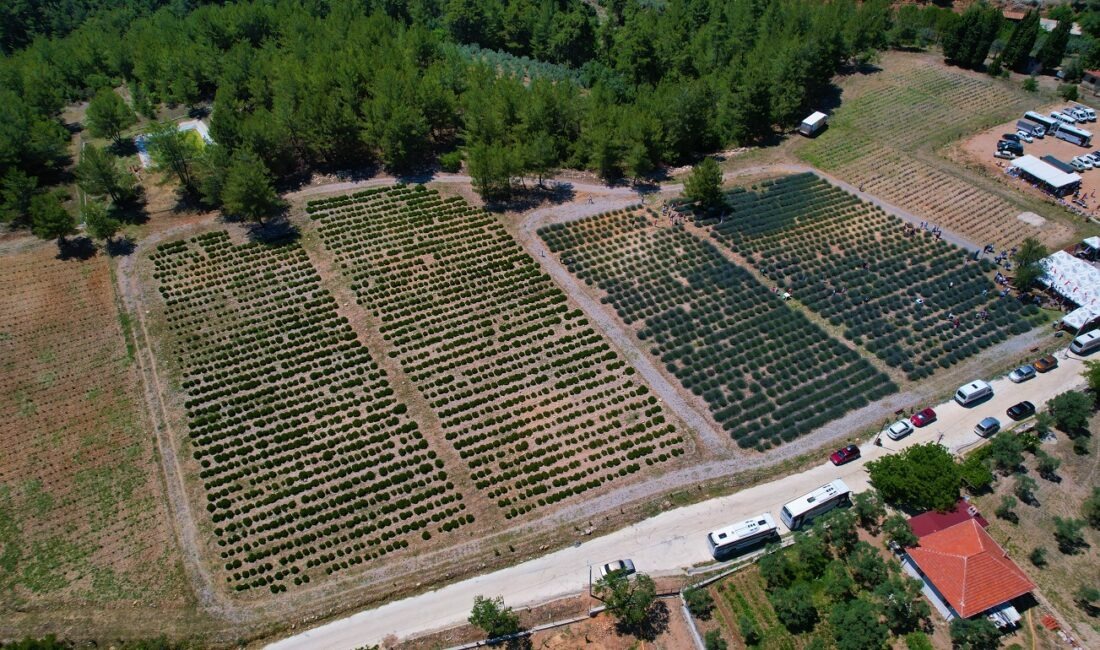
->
(76, 144, 134, 204)
(221, 151, 281, 225)
(997, 11, 1040, 72)
(145, 121, 202, 192)
(30, 191, 74, 246)
(85, 88, 138, 146)
(1038, 19, 1072, 71)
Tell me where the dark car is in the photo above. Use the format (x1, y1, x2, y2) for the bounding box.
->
(1007, 400, 1036, 421)
(910, 407, 937, 428)
(998, 140, 1024, 155)
(1033, 355, 1058, 373)
(830, 444, 861, 466)
(1002, 133, 1021, 143)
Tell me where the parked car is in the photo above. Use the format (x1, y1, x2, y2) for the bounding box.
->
(998, 140, 1024, 155)
(1086, 152, 1100, 165)
(994, 150, 1016, 160)
(1016, 130, 1034, 143)
(1007, 401, 1036, 421)
(1071, 159, 1088, 172)
(1008, 364, 1036, 383)
(600, 559, 636, 578)
(885, 419, 914, 441)
(1033, 355, 1058, 373)
(830, 444, 861, 466)
(911, 407, 937, 428)
(1073, 156, 1095, 170)
(975, 417, 1001, 437)
(1002, 133, 1021, 143)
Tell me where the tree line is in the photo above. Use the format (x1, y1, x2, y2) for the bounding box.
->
(1, 0, 899, 229)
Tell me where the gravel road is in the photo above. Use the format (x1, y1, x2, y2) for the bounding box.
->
(267, 351, 1089, 650)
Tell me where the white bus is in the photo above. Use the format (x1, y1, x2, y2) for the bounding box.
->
(779, 479, 852, 530)
(707, 513, 779, 559)
(1024, 111, 1058, 132)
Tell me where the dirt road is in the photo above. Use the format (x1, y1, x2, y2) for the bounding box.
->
(266, 351, 1089, 650)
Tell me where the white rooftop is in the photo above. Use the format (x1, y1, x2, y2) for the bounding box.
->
(1010, 154, 1082, 189)
(1039, 250, 1100, 312)
(802, 111, 827, 126)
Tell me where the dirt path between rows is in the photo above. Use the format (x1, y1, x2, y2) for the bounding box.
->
(115, 219, 248, 625)
(117, 163, 1019, 634)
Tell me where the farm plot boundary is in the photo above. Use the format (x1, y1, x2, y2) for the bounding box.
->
(307, 184, 693, 522)
(538, 206, 897, 451)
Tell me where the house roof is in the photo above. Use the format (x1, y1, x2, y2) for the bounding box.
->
(908, 499, 989, 538)
(1002, 10, 1026, 21)
(907, 519, 1035, 618)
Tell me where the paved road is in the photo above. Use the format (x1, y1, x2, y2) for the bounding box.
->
(267, 351, 1089, 650)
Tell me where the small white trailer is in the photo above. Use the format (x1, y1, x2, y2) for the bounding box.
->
(799, 111, 828, 137)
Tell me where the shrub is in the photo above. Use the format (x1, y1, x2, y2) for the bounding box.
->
(683, 586, 714, 619)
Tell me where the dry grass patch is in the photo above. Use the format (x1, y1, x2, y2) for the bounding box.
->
(0, 246, 186, 620)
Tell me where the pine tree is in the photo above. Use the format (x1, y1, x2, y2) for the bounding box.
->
(999, 11, 1040, 72)
(1038, 19, 1072, 71)
(85, 88, 137, 146)
(30, 191, 74, 246)
(145, 121, 201, 192)
(82, 200, 121, 244)
(684, 157, 725, 212)
(76, 144, 134, 204)
(222, 151, 282, 225)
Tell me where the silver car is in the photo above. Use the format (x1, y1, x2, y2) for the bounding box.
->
(600, 559, 636, 578)
(975, 417, 1001, 437)
(1008, 365, 1036, 383)
(1016, 130, 1034, 143)
(885, 420, 914, 441)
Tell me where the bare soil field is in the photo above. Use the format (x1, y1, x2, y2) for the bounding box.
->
(971, 416, 1100, 649)
(0, 243, 200, 638)
(796, 51, 1075, 249)
(959, 112, 1100, 226)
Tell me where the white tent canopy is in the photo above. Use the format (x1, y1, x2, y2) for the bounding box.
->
(1084, 236, 1100, 251)
(1062, 307, 1100, 331)
(1039, 250, 1100, 313)
(1010, 155, 1082, 190)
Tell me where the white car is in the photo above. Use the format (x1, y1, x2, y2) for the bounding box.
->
(1071, 159, 1089, 172)
(1074, 156, 1094, 170)
(600, 559, 636, 578)
(885, 420, 914, 441)
(1008, 364, 1036, 383)
(1016, 130, 1034, 143)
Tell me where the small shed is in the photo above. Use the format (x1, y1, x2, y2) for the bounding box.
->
(799, 111, 828, 137)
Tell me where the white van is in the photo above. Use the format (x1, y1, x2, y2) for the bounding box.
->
(955, 380, 993, 406)
(1070, 330, 1100, 355)
(1074, 104, 1098, 121)
(1052, 111, 1077, 126)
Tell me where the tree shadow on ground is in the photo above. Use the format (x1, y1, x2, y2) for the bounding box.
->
(484, 182, 577, 213)
(614, 600, 670, 642)
(110, 138, 139, 158)
(244, 212, 300, 246)
(57, 236, 97, 261)
(110, 188, 150, 225)
(170, 190, 207, 215)
(105, 236, 136, 257)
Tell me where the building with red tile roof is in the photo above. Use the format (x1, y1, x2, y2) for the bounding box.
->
(907, 498, 989, 538)
(905, 519, 1035, 618)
